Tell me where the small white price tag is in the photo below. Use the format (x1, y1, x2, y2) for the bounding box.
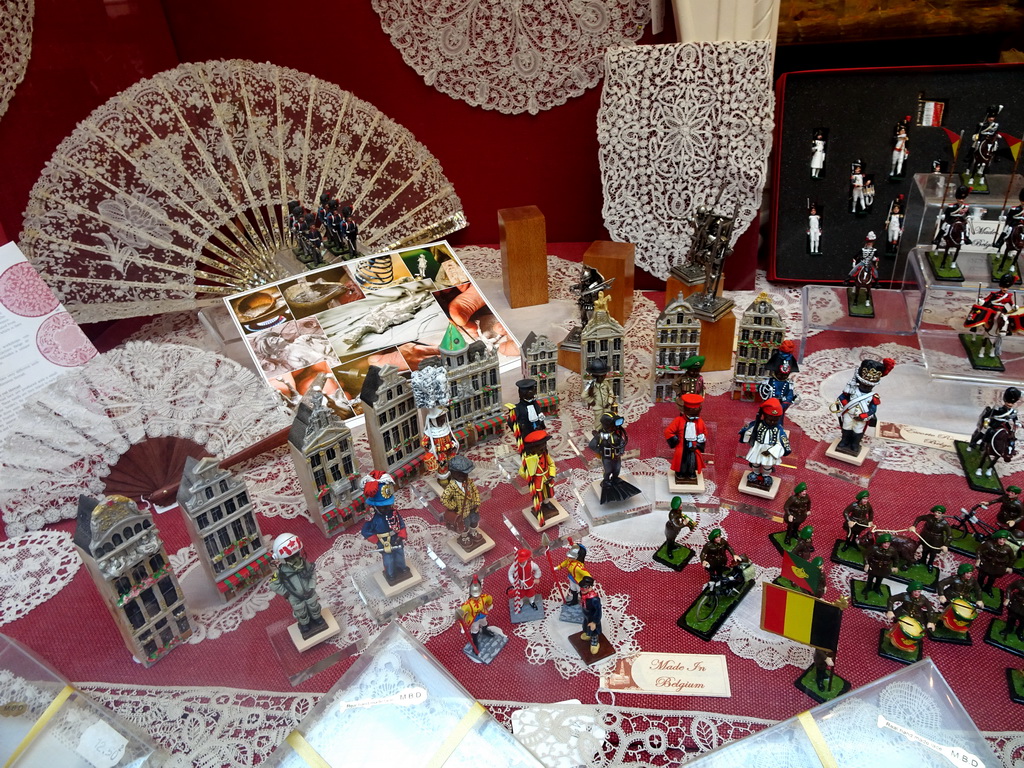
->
(76, 720, 128, 768)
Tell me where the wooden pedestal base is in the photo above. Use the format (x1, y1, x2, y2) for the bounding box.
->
(584, 240, 634, 323)
(668, 473, 706, 495)
(498, 205, 548, 308)
(698, 312, 736, 372)
(286, 607, 342, 652)
(521, 501, 570, 532)
(825, 438, 870, 466)
(372, 564, 425, 598)
(446, 530, 496, 563)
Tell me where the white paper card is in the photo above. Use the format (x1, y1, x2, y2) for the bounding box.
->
(76, 720, 128, 768)
(601, 652, 731, 697)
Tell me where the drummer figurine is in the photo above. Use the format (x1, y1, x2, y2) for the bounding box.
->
(939, 563, 985, 611)
(932, 564, 984, 644)
(653, 495, 698, 570)
(664, 393, 708, 492)
(880, 579, 933, 664)
(886, 581, 936, 630)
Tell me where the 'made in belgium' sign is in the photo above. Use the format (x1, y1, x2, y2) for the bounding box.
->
(600, 653, 731, 697)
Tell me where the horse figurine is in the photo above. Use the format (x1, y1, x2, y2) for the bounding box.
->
(845, 232, 878, 313)
(966, 132, 998, 188)
(994, 189, 1024, 275)
(967, 407, 1018, 480)
(963, 276, 1024, 361)
(933, 185, 972, 271)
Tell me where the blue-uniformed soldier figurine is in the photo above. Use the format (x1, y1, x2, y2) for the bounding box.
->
(359, 470, 411, 585)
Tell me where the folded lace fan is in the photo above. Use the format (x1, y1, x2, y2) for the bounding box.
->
(21, 59, 467, 323)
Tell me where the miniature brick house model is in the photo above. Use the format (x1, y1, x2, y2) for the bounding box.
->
(176, 456, 273, 600)
(522, 331, 558, 399)
(438, 323, 505, 443)
(360, 363, 425, 479)
(732, 291, 785, 400)
(581, 305, 625, 399)
(288, 386, 361, 537)
(74, 495, 192, 667)
(652, 296, 701, 402)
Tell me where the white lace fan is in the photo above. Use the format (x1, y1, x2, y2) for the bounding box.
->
(0, 341, 290, 536)
(0, 0, 33, 122)
(20, 59, 467, 323)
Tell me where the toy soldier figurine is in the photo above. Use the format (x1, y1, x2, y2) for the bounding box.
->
(995, 189, 1024, 259)
(459, 576, 496, 643)
(886, 581, 936, 631)
(579, 576, 603, 655)
(1002, 577, 1024, 641)
(792, 525, 816, 562)
(938, 563, 984, 610)
(889, 117, 911, 179)
(850, 161, 872, 214)
(359, 471, 412, 585)
(739, 398, 792, 491)
(862, 533, 900, 595)
(589, 412, 641, 504)
(977, 530, 1016, 594)
(339, 205, 358, 256)
(845, 232, 879, 311)
(519, 430, 558, 524)
(506, 379, 546, 453)
(583, 358, 616, 430)
(675, 355, 706, 398)
(933, 185, 972, 271)
(758, 341, 799, 418)
(886, 196, 905, 255)
(701, 529, 736, 583)
(664, 393, 707, 486)
(811, 648, 835, 691)
(807, 203, 823, 255)
(966, 105, 1002, 187)
(843, 490, 874, 545)
(555, 541, 590, 606)
(981, 484, 1023, 534)
(268, 533, 330, 640)
(810, 128, 827, 178)
(783, 482, 811, 544)
(508, 548, 542, 614)
(830, 357, 895, 457)
(440, 455, 483, 550)
(913, 504, 951, 572)
(662, 496, 697, 555)
(965, 386, 1020, 478)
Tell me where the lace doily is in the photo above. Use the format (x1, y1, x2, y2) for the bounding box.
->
(0, 530, 80, 627)
(0, 342, 290, 536)
(597, 41, 775, 279)
(371, 0, 649, 115)
(714, 565, 815, 671)
(21, 59, 467, 323)
(786, 341, 1024, 477)
(513, 592, 643, 680)
(0, 0, 32, 122)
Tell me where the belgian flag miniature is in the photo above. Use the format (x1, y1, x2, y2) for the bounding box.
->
(761, 582, 843, 652)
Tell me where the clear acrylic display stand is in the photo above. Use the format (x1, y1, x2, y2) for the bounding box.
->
(266, 618, 366, 687)
(573, 462, 654, 527)
(804, 433, 886, 488)
(351, 551, 446, 626)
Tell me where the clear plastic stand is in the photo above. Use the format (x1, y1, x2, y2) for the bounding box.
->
(726, 462, 795, 501)
(350, 555, 446, 626)
(266, 617, 366, 687)
(804, 434, 886, 488)
(573, 467, 654, 527)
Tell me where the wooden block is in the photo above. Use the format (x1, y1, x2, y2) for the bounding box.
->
(498, 206, 548, 308)
(285, 607, 342, 652)
(698, 311, 736, 372)
(666, 273, 725, 305)
(584, 241, 634, 322)
(558, 343, 581, 374)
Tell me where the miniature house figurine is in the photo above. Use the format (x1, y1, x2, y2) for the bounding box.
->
(176, 456, 273, 601)
(732, 292, 784, 401)
(360, 364, 425, 481)
(652, 295, 701, 402)
(268, 532, 341, 650)
(288, 383, 361, 537)
(438, 324, 504, 443)
(74, 495, 193, 667)
(581, 297, 624, 404)
(521, 331, 559, 401)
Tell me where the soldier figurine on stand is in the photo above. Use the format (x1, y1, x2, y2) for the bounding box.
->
(987, 576, 1024, 660)
(738, 398, 792, 499)
(980, 484, 1023, 540)
(507, 548, 544, 623)
(664, 393, 708, 493)
(977, 530, 1016, 607)
(845, 232, 879, 318)
(880, 580, 935, 664)
(885, 196, 905, 256)
(828, 357, 895, 465)
(268, 533, 340, 650)
(850, 161, 873, 214)
(960, 276, 1022, 371)
(589, 411, 642, 504)
(457, 576, 507, 664)
(568, 576, 614, 664)
(850, 533, 899, 610)
(653, 496, 698, 571)
(360, 471, 423, 595)
(911, 504, 950, 588)
(758, 341, 799, 420)
(675, 355, 706, 398)
(506, 378, 547, 454)
(955, 387, 1020, 492)
(889, 117, 911, 180)
(932, 563, 984, 644)
(518, 430, 569, 531)
(441, 455, 494, 562)
(929, 184, 972, 280)
(678, 529, 754, 640)
(770, 481, 810, 555)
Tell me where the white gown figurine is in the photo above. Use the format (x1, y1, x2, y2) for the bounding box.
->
(850, 162, 867, 213)
(807, 203, 822, 255)
(886, 197, 905, 255)
(890, 117, 910, 178)
(810, 129, 827, 179)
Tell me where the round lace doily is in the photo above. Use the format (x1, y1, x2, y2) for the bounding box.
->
(371, 0, 650, 115)
(0, 0, 32, 122)
(598, 41, 775, 279)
